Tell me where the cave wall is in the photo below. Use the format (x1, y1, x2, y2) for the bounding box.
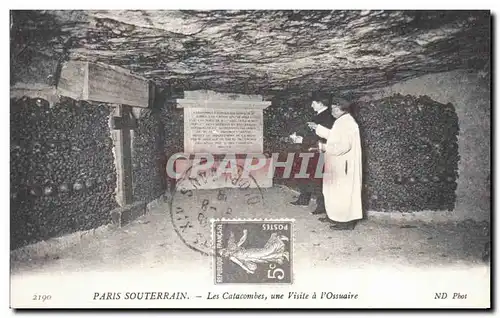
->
(365, 70, 491, 221)
(354, 94, 460, 212)
(10, 97, 119, 250)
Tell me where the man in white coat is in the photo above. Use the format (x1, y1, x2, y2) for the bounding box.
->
(307, 97, 363, 230)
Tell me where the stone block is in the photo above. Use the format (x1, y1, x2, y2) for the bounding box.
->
(109, 201, 146, 227)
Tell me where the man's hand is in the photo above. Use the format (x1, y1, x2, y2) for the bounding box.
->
(307, 122, 318, 131)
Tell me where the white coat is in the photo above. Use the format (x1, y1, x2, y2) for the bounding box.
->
(315, 113, 363, 222)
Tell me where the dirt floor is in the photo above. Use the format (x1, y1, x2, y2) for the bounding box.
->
(9, 186, 492, 308)
(10, 186, 490, 275)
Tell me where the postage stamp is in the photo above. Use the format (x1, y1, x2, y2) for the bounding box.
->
(213, 219, 294, 284)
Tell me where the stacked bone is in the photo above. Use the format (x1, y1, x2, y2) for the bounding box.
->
(10, 97, 118, 249)
(132, 108, 165, 202)
(356, 94, 459, 212)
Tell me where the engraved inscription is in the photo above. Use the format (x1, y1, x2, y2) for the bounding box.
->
(184, 108, 263, 153)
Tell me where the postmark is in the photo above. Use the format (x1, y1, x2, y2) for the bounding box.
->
(169, 161, 266, 256)
(214, 219, 294, 284)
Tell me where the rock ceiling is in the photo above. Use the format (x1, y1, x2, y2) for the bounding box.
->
(10, 10, 490, 100)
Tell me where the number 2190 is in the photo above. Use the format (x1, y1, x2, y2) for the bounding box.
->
(33, 294, 52, 302)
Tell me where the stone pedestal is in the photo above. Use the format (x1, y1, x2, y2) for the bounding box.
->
(174, 90, 273, 190)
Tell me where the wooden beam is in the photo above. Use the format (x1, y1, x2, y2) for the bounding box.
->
(57, 60, 153, 108)
(10, 84, 60, 107)
(111, 116, 138, 130)
(111, 105, 135, 206)
(56, 61, 87, 101)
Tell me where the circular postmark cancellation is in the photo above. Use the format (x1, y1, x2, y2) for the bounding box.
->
(169, 161, 266, 256)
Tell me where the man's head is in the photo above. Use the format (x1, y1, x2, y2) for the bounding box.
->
(330, 96, 351, 118)
(310, 92, 331, 112)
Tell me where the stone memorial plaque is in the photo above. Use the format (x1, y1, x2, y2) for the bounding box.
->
(184, 108, 264, 154)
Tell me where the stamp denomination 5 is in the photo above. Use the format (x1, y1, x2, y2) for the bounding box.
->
(213, 219, 294, 284)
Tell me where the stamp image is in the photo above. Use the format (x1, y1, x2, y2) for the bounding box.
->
(214, 220, 293, 284)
